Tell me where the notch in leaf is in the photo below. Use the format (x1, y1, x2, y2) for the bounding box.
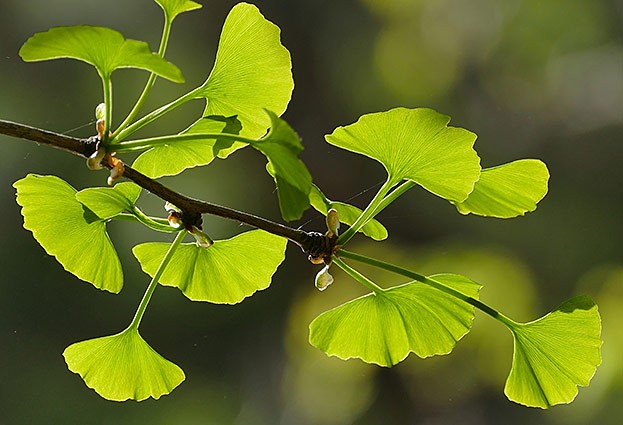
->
(153, 0, 202, 24)
(19, 25, 184, 82)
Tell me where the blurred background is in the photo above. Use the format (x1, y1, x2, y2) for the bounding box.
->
(1, 0, 622, 423)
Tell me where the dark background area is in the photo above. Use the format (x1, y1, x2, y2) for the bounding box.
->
(1, 0, 622, 424)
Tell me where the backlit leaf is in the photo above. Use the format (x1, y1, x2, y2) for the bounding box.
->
(76, 182, 141, 220)
(453, 159, 549, 218)
(325, 108, 481, 202)
(309, 184, 388, 241)
(310, 274, 481, 366)
(20, 26, 183, 81)
(505, 296, 602, 408)
(153, 0, 202, 23)
(133, 230, 287, 304)
(13, 174, 123, 293)
(196, 2, 294, 138)
(63, 327, 185, 401)
(251, 111, 311, 221)
(132, 115, 242, 178)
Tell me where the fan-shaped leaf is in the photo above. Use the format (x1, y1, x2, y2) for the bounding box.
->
(132, 115, 242, 178)
(76, 182, 141, 220)
(505, 295, 602, 408)
(13, 174, 123, 293)
(153, 0, 202, 23)
(310, 274, 481, 366)
(63, 327, 185, 401)
(325, 108, 481, 202)
(251, 111, 311, 221)
(309, 184, 388, 241)
(133, 230, 287, 304)
(20, 26, 183, 81)
(453, 159, 549, 218)
(196, 2, 294, 138)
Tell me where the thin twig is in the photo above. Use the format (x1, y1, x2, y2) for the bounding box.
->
(0, 119, 333, 256)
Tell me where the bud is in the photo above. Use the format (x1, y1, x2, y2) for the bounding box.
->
(107, 156, 124, 185)
(95, 103, 106, 120)
(326, 208, 340, 238)
(190, 226, 213, 249)
(167, 211, 183, 229)
(315, 264, 334, 291)
(86, 148, 105, 170)
(96, 119, 106, 141)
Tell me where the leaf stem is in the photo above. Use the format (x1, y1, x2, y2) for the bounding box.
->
(100, 74, 113, 145)
(129, 230, 186, 330)
(115, 132, 256, 153)
(333, 257, 385, 294)
(113, 17, 173, 138)
(337, 179, 396, 245)
(112, 87, 203, 143)
(114, 210, 177, 233)
(337, 249, 517, 328)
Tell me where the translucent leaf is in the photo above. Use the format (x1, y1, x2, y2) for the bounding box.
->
(325, 108, 481, 202)
(76, 182, 141, 220)
(132, 115, 242, 178)
(13, 174, 123, 293)
(505, 295, 602, 408)
(196, 2, 294, 138)
(20, 26, 184, 81)
(251, 111, 311, 221)
(63, 327, 185, 401)
(453, 159, 550, 218)
(153, 0, 202, 23)
(309, 274, 481, 366)
(309, 184, 388, 241)
(133, 230, 287, 304)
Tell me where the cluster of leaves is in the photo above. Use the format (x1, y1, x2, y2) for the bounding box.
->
(11, 0, 601, 408)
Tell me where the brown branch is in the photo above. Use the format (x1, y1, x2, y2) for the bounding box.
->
(1, 119, 334, 257)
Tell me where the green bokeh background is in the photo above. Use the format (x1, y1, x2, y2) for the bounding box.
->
(1, 0, 622, 423)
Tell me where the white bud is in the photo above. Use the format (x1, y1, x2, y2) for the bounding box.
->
(315, 265, 334, 291)
(326, 208, 340, 238)
(86, 148, 105, 170)
(95, 103, 106, 120)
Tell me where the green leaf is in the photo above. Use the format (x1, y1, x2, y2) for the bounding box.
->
(153, 0, 202, 23)
(63, 327, 185, 401)
(325, 108, 481, 202)
(453, 159, 550, 218)
(309, 184, 388, 241)
(505, 295, 602, 408)
(13, 174, 123, 293)
(133, 230, 287, 304)
(76, 182, 141, 220)
(310, 274, 481, 367)
(196, 2, 294, 138)
(20, 26, 184, 81)
(250, 111, 312, 221)
(132, 115, 242, 178)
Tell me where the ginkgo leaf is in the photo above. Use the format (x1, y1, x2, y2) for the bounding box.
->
(20, 26, 183, 81)
(133, 230, 287, 304)
(132, 115, 242, 178)
(251, 111, 311, 222)
(76, 182, 141, 220)
(325, 108, 481, 202)
(310, 274, 481, 367)
(63, 327, 185, 401)
(153, 0, 202, 23)
(453, 159, 550, 218)
(13, 174, 123, 293)
(504, 295, 602, 408)
(195, 2, 294, 138)
(309, 184, 388, 241)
